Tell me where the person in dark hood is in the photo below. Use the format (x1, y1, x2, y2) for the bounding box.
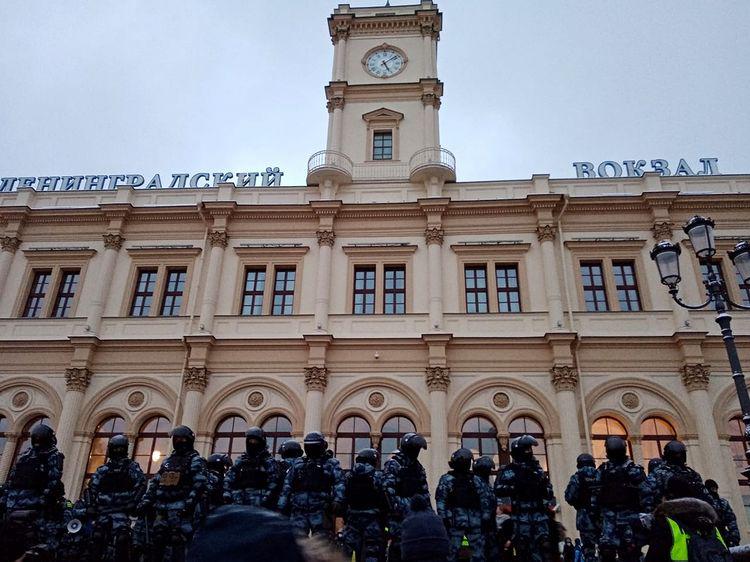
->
(205, 453, 232, 512)
(401, 495, 449, 562)
(564, 453, 599, 562)
(472, 455, 499, 561)
(705, 479, 741, 547)
(224, 427, 279, 509)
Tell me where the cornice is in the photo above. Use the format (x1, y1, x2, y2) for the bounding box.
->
(564, 238, 647, 251)
(450, 242, 531, 256)
(234, 245, 309, 258)
(126, 246, 202, 258)
(342, 244, 417, 256)
(23, 247, 97, 261)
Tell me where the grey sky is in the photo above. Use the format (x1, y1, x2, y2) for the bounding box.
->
(1, 1, 748, 186)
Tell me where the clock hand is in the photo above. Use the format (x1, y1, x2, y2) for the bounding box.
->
(381, 60, 391, 71)
(385, 55, 398, 63)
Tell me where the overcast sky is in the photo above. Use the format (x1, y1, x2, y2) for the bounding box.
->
(1, 1, 748, 186)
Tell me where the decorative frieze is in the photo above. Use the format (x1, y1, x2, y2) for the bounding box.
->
(681, 364, 710, 391)
(550, 365, 578, 391)
(304, 366, 329, 391)
(1, 236, 21, 253)
(425, 366, 450, 392)
(208, 230, 228, 248)
(65, 368, 92, 392)
(536, 225, 557, 242)
(184, 367, 210, 392)
(102, 233, 125, 250)
(316, 230, 336, 247)
(651, 221, 674, 241)
(424, 227, 444, 246)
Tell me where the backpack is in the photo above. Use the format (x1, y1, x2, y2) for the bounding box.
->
(686, 533, 732, 562)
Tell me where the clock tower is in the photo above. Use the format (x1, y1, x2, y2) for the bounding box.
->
(308, 1, 455, 197)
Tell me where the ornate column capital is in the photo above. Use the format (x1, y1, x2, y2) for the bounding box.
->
(326, 96, 345, 113)
(420, 21, 440, 39)
(651, 221, 674, 241)
(424, 227, 444, 246)
(64, 367, 92, 392)
(208, 230, 228, 248)
(184, 366, 210, 392)
(316, 230, 336, 247)
(421, 92, 441, 109)
(550, 364, 579, 391)
(681, 363, 710, 391)
(304, 366, 328, 392)
(1, 236, 21, 253)
(536, 224, 557, 242)
(425, 366, 450, 392)
(102, 233, 125, 250)
(332, 23, 350, 43)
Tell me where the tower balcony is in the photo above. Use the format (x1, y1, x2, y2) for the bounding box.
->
(409, 147, 456, 184)
(306, 150, 354, 186)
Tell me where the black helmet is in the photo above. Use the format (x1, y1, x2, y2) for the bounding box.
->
(303, 431, 328, 459)
(705, 479, 719, 494)
(662, 440, 687, 466)
(648, 457, 664, 475)
(448, 448, 473, 472)
(279, 440, 303, 459)
(510, 435, 537, 463)
(245, 427, 267, 455)
(400, 433, 427, 460)
(171, 425, 195, 454)
(107, 434, 129, 460)
(30, 424, 56, 451)
(473, 455, 495, 480)
(355, 448, 379, 467)
(576, 453, 595, 469)
(207, 453, 232, 474)
(605, 436, 627, 463)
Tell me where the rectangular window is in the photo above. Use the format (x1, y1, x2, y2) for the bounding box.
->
(373, 131, 393, 160)
(241, 267, 266, 316)
(384, 265, 406, 315)
(464, 265, 489, 313)
(51, 270, 80, 318)
(612, 260, 642, 311)
(353, 266, 376, 315)
(495, 264, 521, 313)
(130, 268, 158, 317)
(737, 269, 750, 306)
(272, 267, 296, 315)
(701, 260, 725, 286)
(159, 268, 186, 316)
(23, 270, 52, 318)
(580, 261, 609, 311)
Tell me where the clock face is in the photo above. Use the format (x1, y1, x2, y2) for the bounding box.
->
(365, 49, 405, 78)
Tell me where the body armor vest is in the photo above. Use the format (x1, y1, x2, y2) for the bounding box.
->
(98, 464, 133, 494)
(158, 454, 194, 491)
(234, 459, 269, 490)
(293, 459, 332, 493)
(446, 472, 481, 510)
(577, 470, 596, 508)
(346, 470, 379, 510)
(11, 454, 48, 491)
(395, 461, 423, 498)
(598, 463, 640, 510)
(513, 463, 547, 503)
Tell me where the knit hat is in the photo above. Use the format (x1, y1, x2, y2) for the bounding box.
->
(400, 496, 449, 561)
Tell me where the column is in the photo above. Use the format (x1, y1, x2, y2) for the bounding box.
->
(198, 230, 228, 332)
(0, 433, 19, 481)
(303, 367, 328, 434)
(181, 367, 209, 431)
(329, 98, 345, 152)
(334, 37, 347, 81)
(537, 225, 564, 329)
(421, 94, 438, 148)
(58, 367, 91, 493)
(425, 227, 444, 330)
(0, 236, 20, 297)
(425, 366, 450, 489)
(314, 230, 335, 331)
(86, 234, 124, 334)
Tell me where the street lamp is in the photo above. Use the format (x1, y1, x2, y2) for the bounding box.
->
(650, 216, 750, 478)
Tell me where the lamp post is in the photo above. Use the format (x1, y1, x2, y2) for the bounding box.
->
(650, 216, 750, 478)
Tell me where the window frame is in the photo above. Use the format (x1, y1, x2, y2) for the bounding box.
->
(272, 267, 297, 316)
(362, 107, 403, 163)
(211, 415, 247, 461)
(159, 267, 188, 317)
(508, 415, 549, 472)
(133, 416, 171, 478)
(352, 265, 377, 315)
(383, 265, 407, 315)
(51, 269, 81, 318)
(129, 268, 159, 317)
(240, 266, 267, 316)
(461, 415, 501, 469)
(372, 131, 394, 161)
(11, 416, 51, 467)
(495, 263, 522, 313)
(612, 260, 642, 312)
(591, 416, 634, 465)
(83, 415, 126, 491)
(728, 416, 750, 487)
(379, 415, 416, 463)
(260, 415, 293, 458)
(343, 245, 416, 315)
(580, 260, 609, 312)
(640, 416, 677, 465)
(335, 415, 373, 471)
(683, 238, 750, 307)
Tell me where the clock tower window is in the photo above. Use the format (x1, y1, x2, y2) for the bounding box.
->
(373, 131, 393, 161)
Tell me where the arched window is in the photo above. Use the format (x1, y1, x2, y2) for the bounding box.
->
(461, 416, 500, 468)
(83, 416, 126, 489)
(133, 416, 171, 477)
(641, 417, 677, 464)
(12, 416, 51, 467)
(0, 416, 8, 464)
(380, 416, 416, 461)
(261, 415, 292, 458)
(335, 416, 372, 470)
(591, 417, 632, 465)
(212, 416, 246, 461)
(728, 416, 749, 487)
(509, 416, 549, 471)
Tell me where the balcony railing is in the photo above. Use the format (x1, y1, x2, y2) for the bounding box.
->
(306, 150, 354, 185)
(409, 146, 456, 182)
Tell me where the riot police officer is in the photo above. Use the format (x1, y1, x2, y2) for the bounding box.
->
(224, 427, 278, 508)
(86, 434, 146, 562)
(277, 431, 344, 539)
(705, 479, 741, 547)
(138, 425, 208, 562)
(436, 448, 494, 562)
(205, 453, 231, 512)
(564, 453, 599, 562)
(472, 456, 499, 562)
(494, 434, 557, 562)
(382, 432, 430, 562)
(1, 424, 65, 555)
(340, 448, 388, 562)
(593, 436, 645, 562)
(278, 440, 304, 474)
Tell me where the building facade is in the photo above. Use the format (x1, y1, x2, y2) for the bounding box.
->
(1, 0, 750, 536)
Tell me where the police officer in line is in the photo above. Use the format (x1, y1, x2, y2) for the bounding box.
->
(705, 479, 741, 547)
(277, 440, 304, 478)
(339, 448, 388, 562)
(1, 423, 65, 555)
(138, 425, 208, 562)
(472, 456, 499, 561)
(277, 431, 345, 539)
(593, 436, 646, 562)
(205, 453, 232, 513)
(436, 448, 495, 562)
(382, 432, 430, 562)
(494, 435, 557, 562)
(224, 427, 278, 509)
(86, 434, 146, 562)
(565, 453, 600, 562)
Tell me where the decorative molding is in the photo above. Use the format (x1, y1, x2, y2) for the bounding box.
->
(316, 230, 336, 247)
(183, 366, 210, 392)
(127, 390, 146, 410)
(536, 224, 557, 242)
(1, 236, 21, 253)
(247, 391, 265, 408)
(208, 230, 228, 248)
(102, 233, 125, 250)
(65, 367, 92, 392)
(421, 92, 441, 108)
(651, 221, 674, 241)
(550, 365, 579, 392)
(620, 391, 641, 412)
(368, 391, 385, 409)
(11, 390, 30, 410)
(327, 96, 345, 112)
(304, 366, 328, 392)
(492, 391, 511, 411)
(332, 22, 350, 42)
(425, 366, 450, 392)
(424, 227, 444, 246)
(681, 364, 710, 391)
